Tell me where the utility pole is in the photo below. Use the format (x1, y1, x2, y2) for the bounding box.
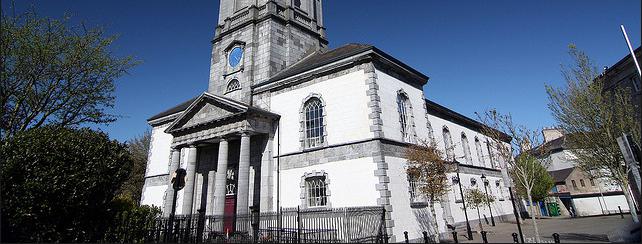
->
(481, 174, 496, 226)
(456, 162, 474, 240)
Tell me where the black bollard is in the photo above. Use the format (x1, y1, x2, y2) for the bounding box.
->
(404, 231, 409, 244)
(552, 233, 560, 243)
(481, 231, 488, 243)
(452, 231, 459, 243)
(512, 233, 519, 243)
(618, 206, 624, 219)
(422, 231, 429, 244)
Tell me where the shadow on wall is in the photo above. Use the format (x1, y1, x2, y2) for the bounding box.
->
(412, 207, 437, 236)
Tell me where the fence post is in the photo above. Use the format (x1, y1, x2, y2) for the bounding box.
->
(404, 231, 409, 243)
(481, 231, 488, 243)
(297, 206, 301, 243)
(451, 231, 458, 243)
(552, 233, 560, 243)
(196, 209, 205, 243)
(422, 231, 429, 244)
(512, 233, 519, 243)
(618, 206, 624, 219)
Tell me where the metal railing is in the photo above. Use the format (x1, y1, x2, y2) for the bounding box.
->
(136, 206, 387, 243)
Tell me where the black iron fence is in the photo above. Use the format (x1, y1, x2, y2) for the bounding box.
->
(132, 206, 387, 243)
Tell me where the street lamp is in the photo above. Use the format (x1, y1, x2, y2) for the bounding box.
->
(454, 161, 473, 240)
(480, 174, 496, 226)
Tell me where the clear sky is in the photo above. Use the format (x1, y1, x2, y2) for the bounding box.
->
(3, 0, 641, 142)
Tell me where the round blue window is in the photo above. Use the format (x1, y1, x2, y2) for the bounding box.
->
(228, 47, 243, 67)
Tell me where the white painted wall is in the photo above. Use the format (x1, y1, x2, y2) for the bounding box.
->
(376, 70, 429, 143)
(270, 70, 372, 155)
(278, 157, 379, 208)
(146, 124, 173, 177)
(141, 185, 168, 208)
(573, 195, 630, 216)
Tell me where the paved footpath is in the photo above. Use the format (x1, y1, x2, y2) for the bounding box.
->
(454, 215, 635, 243)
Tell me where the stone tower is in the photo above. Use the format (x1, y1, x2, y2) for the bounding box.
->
(208, 0, 328, 104)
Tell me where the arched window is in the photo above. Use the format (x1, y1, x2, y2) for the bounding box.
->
(397, 93, 412, 142)
(303, 97, 324, 148)
(475, 137, 485, 167)
(443, 127, 454, 161)
(461, 133, 472, 165)
(305, 175, 328, 207)
(226, 79, 240, 93)
(486, 139, 496, 169)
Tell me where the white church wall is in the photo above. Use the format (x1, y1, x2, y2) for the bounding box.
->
(146, 124, 173, 177)
(375, 70, 429, 143)
(427, 114, 501, 170)
(141, 185, 168, 208)
(573, 195, 630, 216)
(270, 70, 372, 155)
(278, 157, 379, 209)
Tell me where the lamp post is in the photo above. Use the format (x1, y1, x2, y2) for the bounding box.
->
(455, 161, 473, 240)
(480, 174, 496, 226)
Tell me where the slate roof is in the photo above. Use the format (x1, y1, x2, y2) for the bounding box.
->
(549, 167, 575, 183)
(148, 96, 198, 122)
(254, 43, 429, 87)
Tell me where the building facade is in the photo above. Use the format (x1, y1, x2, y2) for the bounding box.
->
(141, 0, 514, 241)
(534, 128, 630, 217)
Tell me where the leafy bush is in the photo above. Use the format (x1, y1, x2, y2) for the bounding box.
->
(103, 196, 162, 243)
(1, 126, 133, 242)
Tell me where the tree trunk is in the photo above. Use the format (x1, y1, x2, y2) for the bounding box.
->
(620, 180, 639, 223)
(526, 190, 541, 243)
(430, 201, 440, 243)
(476, 207, 484, 232)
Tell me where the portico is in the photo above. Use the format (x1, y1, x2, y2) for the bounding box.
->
(162, 92, 278, 220)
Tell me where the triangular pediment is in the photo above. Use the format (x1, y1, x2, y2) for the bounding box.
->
(166, 93, 249, 133)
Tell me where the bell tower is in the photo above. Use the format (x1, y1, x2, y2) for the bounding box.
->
(208, 0, 328, 104)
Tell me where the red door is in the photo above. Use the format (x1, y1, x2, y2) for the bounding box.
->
(223, 195, 236, 234)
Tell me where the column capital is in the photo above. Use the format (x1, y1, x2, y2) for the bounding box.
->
(240, 131, 251, 137)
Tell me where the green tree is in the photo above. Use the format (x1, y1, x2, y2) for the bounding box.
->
(477, 109, 548, 242)
(545, 44, 640, 222)
(0, 126, 133, 242)
(120, 130, 151, 203)
(1, 10, 138, 139)
(464, 187, 495, 233)
(512, 154, 554, 204)
(103, 196, 161, 243)
(406, 139, 454, 243)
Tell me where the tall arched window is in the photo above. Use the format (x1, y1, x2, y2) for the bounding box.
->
(486, 139, 496, 168)
(303, 97, 325, 148)
(443, 127, 454, 161)
(397, 93, 412, 142)
(461, 133, 472, 165)
(306, 176, 327, 207)
(475, 137, 485, 167)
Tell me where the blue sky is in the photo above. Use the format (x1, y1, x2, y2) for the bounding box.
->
(3, 0, 641, 142)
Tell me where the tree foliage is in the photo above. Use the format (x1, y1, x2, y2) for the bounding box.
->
(0, 126, 133, 242)
(0, 10, 138, 139)
(464, 187, 495, 232)
(512, 154, 554, 203)
(545, 44, 640, 222)
(405, 139, 454, 242)
(477, 109, 547, 242)
(120, 130, 151, 203)
(103, 196, 161, 243)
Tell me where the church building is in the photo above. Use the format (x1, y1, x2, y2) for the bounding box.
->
(141, 0, 515, 241)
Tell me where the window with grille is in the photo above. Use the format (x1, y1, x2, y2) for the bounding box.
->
(590, 178, 595, 186)
(226, 79, 241, 92)
(305, 176, 327, 207)
(580, 179, 585, 187)
(496, 180, 505, 201)
(443, 127, 454, 161)
(571, 180, 577, 189)
(408, 174, 427, 204)
(397, 93, 412, 142)
(303, 98, 324, 148)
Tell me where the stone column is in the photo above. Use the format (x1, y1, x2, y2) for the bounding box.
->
(213, 139, 229, 216)
(260, 135, 274, 212)
(236, 132, 251, 216)
(164, 148, 181, 217)
(182, 146, 198, 215)
(206, 170, 216, 215)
